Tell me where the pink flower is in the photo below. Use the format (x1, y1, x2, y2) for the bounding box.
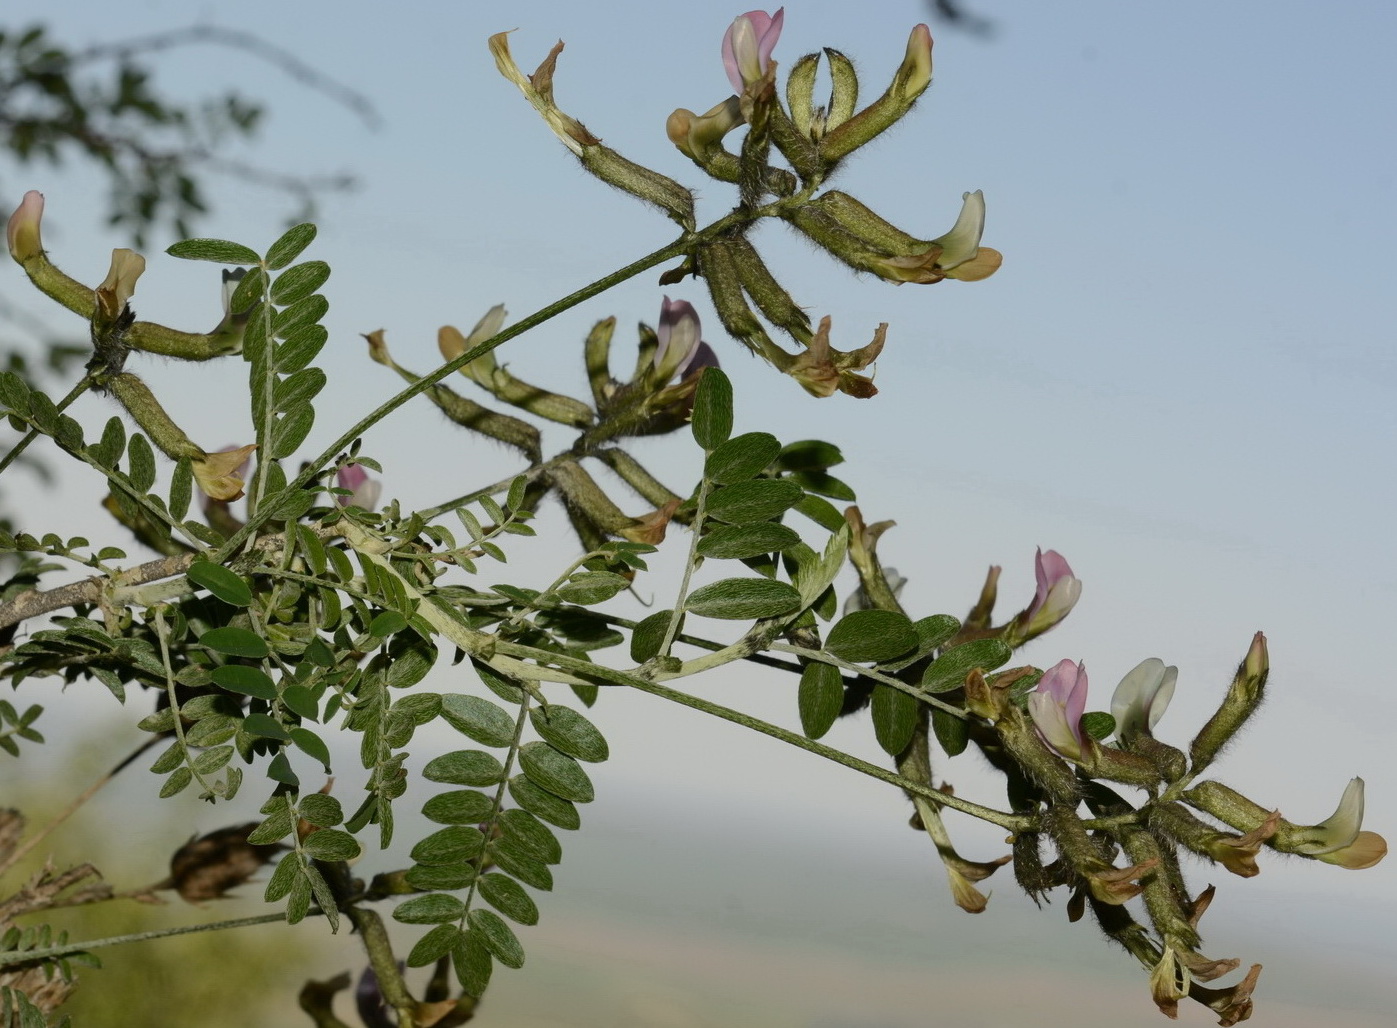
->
(722, 9, 784, 92)
(1023, 548, 1082, 636)
(1028, 659, 1089, 760)
(6, 190, 44, 262)
(336, 463, 381, 510)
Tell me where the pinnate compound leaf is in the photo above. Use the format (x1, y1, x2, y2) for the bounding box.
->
(477, 873, 539, 925)
(167, 238, 261, 264)
(705, 431, 781, 484)
(871, 684, 919, 756)
(264, 223, 317, 270)
(301, 828, 360, 861)
(407, 924, 463, 967)
(507, 775, 581, 830)
(685, 578, 801, 620)
(201, 627, 269, 658)
(704, 479, 803, 525)
(697, 522, 801, 560)
(528, 705, 609, 762)
(186, 561, 252, 606)
(440, 694, 515, 748)
(825, 609, 918, 664)
(453, 931, 493, 996)
(423, 750, 506, 787)
(467, 909, 525, 969)
(921, 639, 1014, 694)
(210, 665, 277, 700)
(798, 661, 844, 740)
(517, 742, 594, 803)
(690, 367, 732, 450)
(393, 893, 466, 925)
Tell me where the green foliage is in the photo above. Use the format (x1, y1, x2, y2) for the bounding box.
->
(0, 15, 1364, 1027)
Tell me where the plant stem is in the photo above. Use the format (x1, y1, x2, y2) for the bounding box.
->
(0, 375, 93, 476)
(624, 675, 1029, 831)
(0, 911, 300, 969)
(0, 736, 159, 878)
(216, 232, 699, 563)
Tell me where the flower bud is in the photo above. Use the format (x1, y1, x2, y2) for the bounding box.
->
(820, 24, 935, 162)
(6, 190, 44, 262)
(963, 564, 1001, 630)
(491, 32, 693, 227)
(667, 98, 746, 180)
(444, 318, 595, 428)
(1189, 631, 1267, 772)
(5, 191, 97, 317)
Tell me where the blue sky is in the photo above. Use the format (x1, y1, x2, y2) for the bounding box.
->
(4, 1, 1395, 1023)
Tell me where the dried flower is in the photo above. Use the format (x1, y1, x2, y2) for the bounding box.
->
(94, 248, 146, 322)
(192, 445, 257, 502)
(1149, 944, 1189, 1019)
(166, 823, 284, 904)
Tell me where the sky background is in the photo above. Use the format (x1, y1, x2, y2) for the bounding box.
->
(3, 1, 1395, 1025)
